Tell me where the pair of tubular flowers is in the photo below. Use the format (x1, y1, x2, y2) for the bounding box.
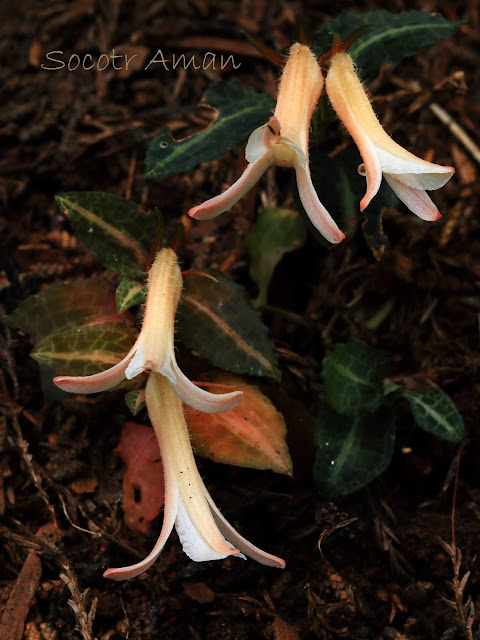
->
(326, 51, 455, 220)
(189, 42, 454, 238)
(189, 43, 345, 245)
(54, 247, 285, 579)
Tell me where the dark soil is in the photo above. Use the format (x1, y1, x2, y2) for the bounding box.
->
(1, 1, 480, 639)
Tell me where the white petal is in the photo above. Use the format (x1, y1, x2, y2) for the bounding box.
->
(188, 154, 271, 220)
(375, 145, 454, 190)
(246, 117, 281, 163)
(295, 163, 345, 244)
(156, 347, 177, 385)
(203, 482, 285, 569)
(384, 174, 441, 221)
(175, 492, 237, 562)
(245, 126, 270, 163)
(168, 346, 243, 413)
(124, 334, 146, 379)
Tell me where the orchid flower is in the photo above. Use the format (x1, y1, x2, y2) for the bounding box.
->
(104, 372, 285, 580)
(189, 43, 345, 244)
(325, 51, 455, 220)
(54, 248, 242, 414)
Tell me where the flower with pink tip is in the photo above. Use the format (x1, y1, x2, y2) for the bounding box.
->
(54, 248, 242, 414)
(189, 43, 345, 245)
(104, 372, 285, 580)
(326, 51, 454, 220)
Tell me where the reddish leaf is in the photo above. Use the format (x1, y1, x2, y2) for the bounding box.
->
(185, 374, 292, 475)
(9, 279, 125, 342)
(114, 422, 164, 533)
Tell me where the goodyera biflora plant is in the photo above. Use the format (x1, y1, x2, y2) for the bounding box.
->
(53, 248, 285, 578)
(12, 14, 462, 584)
(189, 41, 454, 237)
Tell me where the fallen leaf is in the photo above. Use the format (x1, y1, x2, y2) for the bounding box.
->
(70, 475, 98, 494)
(183, 581, 216, 603)
(185, 374, 292, 475)
(114, 422, 164, 533)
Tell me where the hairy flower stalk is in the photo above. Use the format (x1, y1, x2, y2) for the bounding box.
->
(189, 43, 345, 244)
(54, 248, 242, 413)
(105, 373, 285, 580)
(326, 51, 454, 219)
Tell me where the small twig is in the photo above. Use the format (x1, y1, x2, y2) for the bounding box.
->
(438, 443, 476, 640)
(60, 565, 98, 640)
(124, 149, 137, 200)
(260, 303, 311, 327)
(58, 494, 102, 538)
(429, 102, 480, 165)
(9, 410, 50, 508)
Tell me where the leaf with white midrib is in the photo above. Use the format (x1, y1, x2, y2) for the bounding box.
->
(144, 81, 275, 179)
(313, 405, 396, 497)
(31, 322, 137, 381)
(313, 10, 462, 80)
(55, 192, 161, 277)
(322, 339, 391, 416)
(403, 387, 465, 443)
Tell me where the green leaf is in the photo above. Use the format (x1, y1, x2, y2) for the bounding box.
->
(9, 279, 121, 342)
(55, 192, 162, 277)
(31, 322, 137, 383)
(116, 277, 146, 313)
(244, 207, 307, 307)
(403, 387, 465, 443)
(177, 270, 280, 380)
(125, 390, 146, 416)
(322, 339, 391, 415)
(313, 10, 462, 80)
(144, 81, 275, 179)
(313, 405, 396, 497)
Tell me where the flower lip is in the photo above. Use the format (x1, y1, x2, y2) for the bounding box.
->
(189, 43, 345, 245)
(53, 248, 243, 414)
(326, 51, 454, 220)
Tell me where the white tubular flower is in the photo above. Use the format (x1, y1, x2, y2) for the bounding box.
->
(54, 248, 242, 414)
(189, 43, 345, 245)
(104, 372, 286, 580)
(326, 51, 455, 220)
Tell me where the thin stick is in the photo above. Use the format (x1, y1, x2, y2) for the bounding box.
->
(430, 102, 480, 165)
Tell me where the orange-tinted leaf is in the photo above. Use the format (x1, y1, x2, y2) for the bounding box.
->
(9, 279, 124, 342)
(185, 374, 292, 475)
(114, 422, 164, 533)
